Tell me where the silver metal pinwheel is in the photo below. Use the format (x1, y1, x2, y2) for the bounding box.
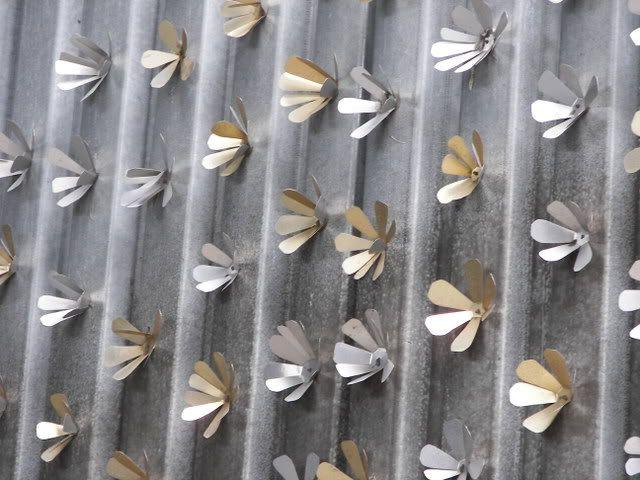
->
(121, 135, 173, 208)
(338, 66, 398, 139)
(618, 260, 640, 339)
(47, 135, 98, 207)
(192, 236, 238, 293)
(530, 200, 592, 272)
(625, 436, 640, 476)
(273, 453, 320, 480)
(420, 419, 485, 480)
(265, 321, 319, 402)
(333, 309, 394, 385)
(55, 34, 111, 101)
(531, 64, 598, 139)
(431, 0, 508, 73)
(38, 271, 91, 327)
(0, 120, 33, 192)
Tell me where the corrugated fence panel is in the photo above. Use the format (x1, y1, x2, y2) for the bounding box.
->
(1, 0, 639, 479)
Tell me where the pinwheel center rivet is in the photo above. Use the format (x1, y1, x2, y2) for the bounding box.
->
(471, 167, 482, 181)
(370, 348, 388, 368)
(369, 238, 386, 253)
(302, 359, 320, 382)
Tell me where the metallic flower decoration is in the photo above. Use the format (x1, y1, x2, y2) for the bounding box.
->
(624, 111, 640, 173)
(0, 377, 6, 419)
(273, 453, 320, 480)
(317, 440, 370, 480)
(0, 225, 15, 288)
(38, 271, 91, 327)
(141, 19, 195, 89)
(121, 135, 173, 208)
(531, 64, 598, 139)
(0, 120, 33, 192)
(530, 200, 592, 272)
(181, 352, 236, 438)
(630, 0, 640, 45)
(107, 451, 149, 480)
(333, 309, 394, 385)
(431, 0, 508, 73)
(55, 34, 111, 101)
(425, 259, 496, 352)
(222, 0, 265, 38)
(437, 131, 484, 204)
(509, 348, 572, 433)
(36, 393, 78, 462)
(618, 261, 640, 339)
(265, 321, 319, 402)
(48, 135, 98, 207)
(625, 437, 640, 476)
(338, 67, 398, 139)
(203, 97, 252, 176)
(420, 419, 484, 480)
(193, 238, 238, 293)
(335, 201, 395, 281)
(276, 176, 328, 254)
(105, 310, 164, 381)
(279, 56, 338, 123)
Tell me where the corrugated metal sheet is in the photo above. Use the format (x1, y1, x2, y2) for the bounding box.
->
(0, 0, 637, 478)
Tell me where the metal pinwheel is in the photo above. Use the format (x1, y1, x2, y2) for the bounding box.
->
(38, 271, 91, 327)
(531, 64, 598, 139)
(425, 259, 496, 352)
(338, 66, 398, 139)
(105, 310, 164, 381)
(530, 200, 592, 272)
(47, 135, 98, 207)
(141, 19, 195, 89)
(437, 131, 484, 204)
(265, 321, 319, 402)
(276, 176, 328, 254)
(181, 352, 236, 439)
(0, 120, 33, 192)
(333, 309, 394, 385)
(420, 419, 485, 480)
(222, 1, 265, 38)
(625, 436, 640, 476)
(121, 135, 173, 208)
(192, 237, 238, 293)
(273, 453, 320, 480)
(618, 260, 640, 339)
(334, 201, 395, 281)
(317, 440, 371, 480)
(36, 393, 78, 462)
(55, 34, 111, 101)
(279, 56, 338, 123)
(630, 0, 640, 45)
(509, 349, 573, 433)
(203, 97, 252, 176)
(624, 111, 640, 173)
(431, 0, 508, 73)
(0, 225, 15, 288)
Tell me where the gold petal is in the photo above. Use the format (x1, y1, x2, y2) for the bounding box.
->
(341, 440, 368, 480)
(345, 206, 378, 239)
(448, 135, 478, 170)
(543, 349, 572, 389)
(441, 153, 471, 176)
(427, 279, 475, 311)
(516, 359, 563, 393)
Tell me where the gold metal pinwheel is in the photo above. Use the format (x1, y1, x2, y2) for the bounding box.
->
(509, 348, 573, 433)
(335, 201, 395, 280)
(181, 352, 236, 438)
(437, 131, 484, 204)
(141, 19, 194, 89)
(222, 1, 265, 38)
(425, 259, 496, 352)
(0, 225, 15, 288)
(36, 393, 78, 462)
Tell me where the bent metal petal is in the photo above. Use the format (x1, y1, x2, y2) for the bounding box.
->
(181, 352, 236, 439)
(431, 0, 508, 73)
(530, 200, 592, 272)
(437, 131, 485, 204)
(335, 201, 395, 280)
(0, 225, 16, 288)
(107, 451, 149, 480)
(273, 453, 320, 480)
(425, 259, 496, 352)
(509, 349, 573, 433)
(317, 440, 371, 480)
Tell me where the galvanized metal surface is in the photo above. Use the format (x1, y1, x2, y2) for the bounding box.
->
(0, 0, 637, 479)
